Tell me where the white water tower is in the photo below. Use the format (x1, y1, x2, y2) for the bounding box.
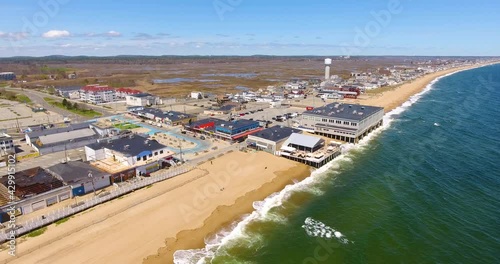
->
(324, 58, 332, 80)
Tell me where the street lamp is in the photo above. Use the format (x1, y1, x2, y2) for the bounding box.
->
(88, 171, 96, 195)
(64, 139, 74, 162)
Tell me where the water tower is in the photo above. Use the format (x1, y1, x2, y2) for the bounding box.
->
(324, 58, 332, 80)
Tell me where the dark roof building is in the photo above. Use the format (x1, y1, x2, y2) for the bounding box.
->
(303, 103, 383, 121)
(86, 135, 167, 157)
(249, 125, 302, 142)
(0, 167, 64, 199)
(47, 161, 109, 186)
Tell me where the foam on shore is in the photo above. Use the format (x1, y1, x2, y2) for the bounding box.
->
(172, 66, 483, 264)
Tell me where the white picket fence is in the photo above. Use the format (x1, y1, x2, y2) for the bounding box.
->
(0, 165, 194, 243)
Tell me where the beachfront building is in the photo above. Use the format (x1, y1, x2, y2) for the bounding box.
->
(300, 103, 384, 143)
(84, 135, 174, 180)
(0, 167, 71, 220)
(125, 93, 161, 107)
(246, 125, 302, 155)
(185, 118, 262, 142)
(278, 133, 341, 168)
(25, 122, 101, 155)
(80, 85, 116, 104)
(47, 161, 111, 196)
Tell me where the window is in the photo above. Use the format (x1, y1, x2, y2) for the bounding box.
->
(137, 157, 140, 161)
(344, 121, 349, 125)
(142, 156, 147, 161)
(160, 150, 164, 154)
(154, 151, 158, 156)
(149, 153, 153, 157)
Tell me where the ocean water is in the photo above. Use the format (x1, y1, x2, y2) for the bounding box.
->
(175, 64, 500, 264)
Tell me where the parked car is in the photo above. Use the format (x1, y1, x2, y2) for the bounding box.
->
(200, 135, 206, 140)
(239, 113, 245, 116)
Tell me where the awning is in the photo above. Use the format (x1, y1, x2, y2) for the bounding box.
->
(256, 143, 268, 149)
(280, 146, 296, 152)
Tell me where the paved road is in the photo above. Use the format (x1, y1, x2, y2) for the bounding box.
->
(6, 87, 114, 118)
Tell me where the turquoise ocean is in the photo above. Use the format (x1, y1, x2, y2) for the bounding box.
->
(175, 64, 500, 264)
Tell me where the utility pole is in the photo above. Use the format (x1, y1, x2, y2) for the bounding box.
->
(88, 171, 96, 195)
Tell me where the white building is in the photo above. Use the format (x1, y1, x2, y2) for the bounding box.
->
(0, 133, 14, 156)
(301, 103, 384, 143)
(191, 91, 203, 99)
(80, 85, 116, 104)
(126, 93, 160, 106)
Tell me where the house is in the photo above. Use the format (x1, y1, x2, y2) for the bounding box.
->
(0, 167, 71, 219)
(203, 104, 242, 116)
(125, 93, 161, 107)
(185, 118, 262, 141)
(80, 85, 116, 104)
(57, 86, 81, 99)
(25, 122, 101, 155)
(300, 103, 384, 143)
(85, 134, 174, 180)
(246, 125, 303, 155)
(47, 161, 111, 196)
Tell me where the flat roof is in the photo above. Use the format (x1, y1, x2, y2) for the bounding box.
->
(27, 122, 93, 139)
(87, 135, 168, 157)
(129, 93, 154, 98)
(0, 167, 64, 197)
(286, 133, 324, 149)
(39, 128, 96, 145)
(47, 161, 109, 185)
(217, 119, 259, 131)
(303, 103, 383, 121)
(249, 125, 302, 142)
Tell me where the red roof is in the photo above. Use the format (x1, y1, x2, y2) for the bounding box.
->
(81, 84, 115, 92)
(116, 87, 142, 94)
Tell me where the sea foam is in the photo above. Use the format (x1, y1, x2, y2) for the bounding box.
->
(173, 67, 474, 264)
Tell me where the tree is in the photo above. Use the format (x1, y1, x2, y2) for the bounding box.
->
(62, 98, 68, 107)
(73, 102, 79, 109)
(47, 87, 56, 95)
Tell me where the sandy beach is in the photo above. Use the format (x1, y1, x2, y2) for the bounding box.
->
(0, 151, 310, 264)
(0, 63, 491, 264)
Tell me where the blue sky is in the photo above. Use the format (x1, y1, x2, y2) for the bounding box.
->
(0, 0, 498, 57)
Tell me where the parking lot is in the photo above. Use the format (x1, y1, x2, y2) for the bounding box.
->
(232, 106, 306, 126)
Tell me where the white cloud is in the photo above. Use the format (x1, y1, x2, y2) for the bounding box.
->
(42, 30, 70, 38)
(0, 32, 29, 41)
(106, 31, 121, 37)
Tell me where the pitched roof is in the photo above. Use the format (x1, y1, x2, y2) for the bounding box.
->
(86, 135, 168, 157)
(47, 161, 109, 185)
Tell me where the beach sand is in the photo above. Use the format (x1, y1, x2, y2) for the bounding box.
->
(0, 151, 310, 264)
(0, 64, 489, 264)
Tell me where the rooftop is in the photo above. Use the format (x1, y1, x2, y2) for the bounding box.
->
(249, 125, 302, 142)
(27, 122, 93, 139)
(38, 128, 96, 145)
(117, 88, 142, 94)
(303, 103, 383, 121)
(87, 135, 168, 157)
(47, 161, 109, 185)
(129, 93, 154, 98)
(0, 167, 64, 197)
(81, 85, 115, 92)
(286, 133, 325, 149)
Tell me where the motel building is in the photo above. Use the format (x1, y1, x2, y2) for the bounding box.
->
(84, 134, 175, 181)
(185, 118, 263, 142)
(300, 103, 384, 143)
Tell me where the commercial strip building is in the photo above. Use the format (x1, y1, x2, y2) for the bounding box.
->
(47, 161, 111, 196)
(300, 103, 384, 143)
(278, 133, 341, 168)
(246, 125, 302, 155)
(0, 167, 71, 220)
(185, 118, 263, 142)
(25, 122, 103, 155)
(85, 134, 174, 181)
(128, 107, 196, 126)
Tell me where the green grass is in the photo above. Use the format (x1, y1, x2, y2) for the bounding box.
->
(55, 217, 70, 226)
(26, 226, 48, 237)
(114, 122, 141, 130)
(44, 97, 102, 117)
(16, 94, 32, 103)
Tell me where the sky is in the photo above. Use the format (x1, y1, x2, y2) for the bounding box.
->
(0, 0, 499, 57)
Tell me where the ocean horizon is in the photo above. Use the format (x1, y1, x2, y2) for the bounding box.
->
(175, 64, 500, 264)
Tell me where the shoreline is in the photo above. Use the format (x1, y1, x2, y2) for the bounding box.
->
(143, 163, 311, 264)
(160, 62, 496, 263)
